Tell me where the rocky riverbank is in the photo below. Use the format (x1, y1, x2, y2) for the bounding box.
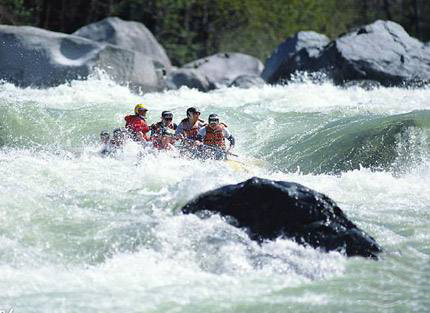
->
(1, 18, 429, 91)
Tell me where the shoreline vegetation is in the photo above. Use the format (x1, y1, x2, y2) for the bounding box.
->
(1, 0, 429, 66)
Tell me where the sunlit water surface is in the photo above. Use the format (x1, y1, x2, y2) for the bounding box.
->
(1, 77, 429, 312)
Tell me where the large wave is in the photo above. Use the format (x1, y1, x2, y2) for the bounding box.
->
(1, 78, 430, 174)
(1, 77, 430, 312)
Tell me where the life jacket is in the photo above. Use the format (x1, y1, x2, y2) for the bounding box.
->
(180, 118, 205, 140)
(125, 115, 150, 140)
(151, 121, 177, 134)
(150, 121, 177, 149)
(203, 123, 227, 149)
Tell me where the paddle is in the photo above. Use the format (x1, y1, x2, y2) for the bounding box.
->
(201, 142, 239, 157)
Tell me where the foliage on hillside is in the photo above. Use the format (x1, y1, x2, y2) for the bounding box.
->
(1, 0, 429, 65)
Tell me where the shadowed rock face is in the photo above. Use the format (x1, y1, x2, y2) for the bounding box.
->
(261, 31, 329, 84)
(0, 25, 162, 90)
(182, 177, 382, 259)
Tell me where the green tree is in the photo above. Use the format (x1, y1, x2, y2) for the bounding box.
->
(2, 0, 430, 66)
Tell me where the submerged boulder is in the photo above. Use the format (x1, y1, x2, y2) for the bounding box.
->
(73, 16, 171, 70)
(183, 52, 264, 87)
(182, 177, 382, 258)
(261, 31, 329, 84)
(317, 20, 430, 85)
(0, 25, 163, 90)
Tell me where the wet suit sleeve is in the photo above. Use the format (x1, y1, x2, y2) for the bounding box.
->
(223, 128, 235, 146)
(196, 128, 206, 142)
(175, 122, 184, 136)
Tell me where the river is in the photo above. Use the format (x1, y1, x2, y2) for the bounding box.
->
(1, 77, 429, 312)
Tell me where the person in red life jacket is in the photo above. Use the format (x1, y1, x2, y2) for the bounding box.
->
(175, 107, 206, 141)
(124, 104, 150, 141)
(196, 114, 235, 160)
(150, 111, 177, 150)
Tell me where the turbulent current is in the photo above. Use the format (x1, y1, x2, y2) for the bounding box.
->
(1, 77, 429, 313)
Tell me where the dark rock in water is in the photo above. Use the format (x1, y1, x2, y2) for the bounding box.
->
(182, 177, 382, 258)
(229, 75, 266, 88)
(0, 25, 163, 90)
(73, 17, 171, 70)
(165, 68, 215, 92)
(183, 52, 264, 87)
(261, 31, 329, 84)
(317, 20, 430, 86)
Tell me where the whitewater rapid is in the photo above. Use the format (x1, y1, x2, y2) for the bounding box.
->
(1, 77, 429, 312)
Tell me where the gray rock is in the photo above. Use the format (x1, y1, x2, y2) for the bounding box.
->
(0, 25, 163, 91)
(73, 17, 171, 70)
(183, 52, 264, 87)
(229, 74, 265, 88)
(261, 31, 329, 84)
(317, 20, 430, 85)
(165, 68, 215, 92)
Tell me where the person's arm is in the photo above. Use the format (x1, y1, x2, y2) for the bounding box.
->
(175, 124, 188, 140)
(227, 135, 235, 147)
(139, 122, 151, 141)
(195, 128, 206, 144)
(135, 132, 145, 141)
(175, 122, 183, 135)
(223, 128, 235, 149)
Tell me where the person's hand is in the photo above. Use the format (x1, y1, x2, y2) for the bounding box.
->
(136, 132, 145, 141)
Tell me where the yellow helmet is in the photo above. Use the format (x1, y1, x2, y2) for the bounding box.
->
(134, 103, 147, 115)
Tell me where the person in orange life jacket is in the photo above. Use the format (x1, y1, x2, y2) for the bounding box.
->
(175, 107, 206, 140)
(124, 103, 150, 141)
(196, 114, 235, 160)
(150, 111, 177, 150)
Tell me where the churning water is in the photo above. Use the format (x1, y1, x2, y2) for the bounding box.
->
(1, 76, 429, 313)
